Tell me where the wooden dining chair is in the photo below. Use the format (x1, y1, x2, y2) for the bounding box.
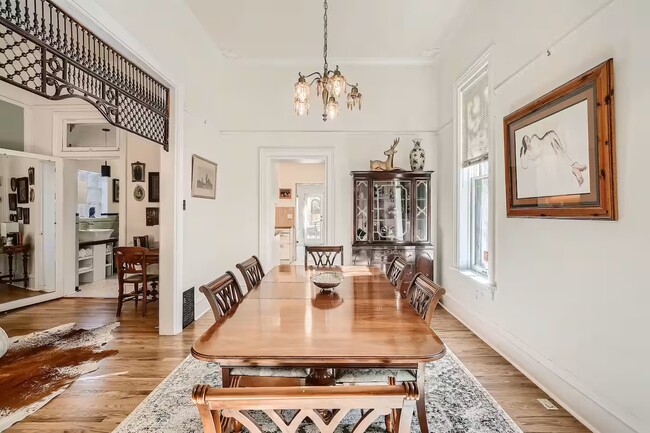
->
(236, 256, 265, 292)
(193, 382, 418, 433)
(115, 247, 156, 317)
(305, 245, 344, 268)
(386, 256, 412, 297)
(405, 272, 446, 324)
(133, 235, 150, 248)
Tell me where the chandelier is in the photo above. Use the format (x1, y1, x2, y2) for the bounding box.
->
(293, 0, 362, 121)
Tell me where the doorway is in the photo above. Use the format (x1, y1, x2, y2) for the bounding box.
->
(295, 183, 326, 262)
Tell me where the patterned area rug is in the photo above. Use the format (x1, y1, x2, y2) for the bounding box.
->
(114, 349, 522, 433)
(0, 322, 119, 431)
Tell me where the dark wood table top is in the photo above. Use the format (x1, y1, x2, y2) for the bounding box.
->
(192, 265, 446, 368)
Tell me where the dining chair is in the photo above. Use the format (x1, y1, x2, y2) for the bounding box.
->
(304, 245, 344, 268)
(200, 270, 309, 386)
(405, 272, 446, 324)
(133, 235, 150, 248)
(115, 247, 158, 317)
(192, 382, 418, 433)
(236, 256, 265, 292)
(386, 256, 412, 297)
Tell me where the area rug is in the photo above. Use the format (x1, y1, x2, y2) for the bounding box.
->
(114, 349, 523, 433)
(0, 322, 119, 431)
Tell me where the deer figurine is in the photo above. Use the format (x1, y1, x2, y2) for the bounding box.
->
(370, 138, 401, 171)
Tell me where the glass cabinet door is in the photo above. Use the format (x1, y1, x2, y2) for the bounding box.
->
(415, 180, 429, 242)
(372, 181, 411, 242)
(354, 180, 369, 241)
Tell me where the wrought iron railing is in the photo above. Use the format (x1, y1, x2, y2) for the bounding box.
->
(0, 0, 170, 149)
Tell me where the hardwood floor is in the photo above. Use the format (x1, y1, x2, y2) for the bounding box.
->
(0, 298, 591, 432)
(0, 282, 48, 304)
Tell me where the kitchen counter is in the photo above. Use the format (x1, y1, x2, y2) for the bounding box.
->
(79, 237, 119, 248)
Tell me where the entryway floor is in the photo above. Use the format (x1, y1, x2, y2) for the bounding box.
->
(67, 276, 118, 298)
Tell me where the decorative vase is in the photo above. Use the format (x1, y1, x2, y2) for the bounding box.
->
(409, 139, 425, 171)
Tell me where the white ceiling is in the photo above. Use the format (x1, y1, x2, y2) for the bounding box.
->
(183, 0, 468, 60)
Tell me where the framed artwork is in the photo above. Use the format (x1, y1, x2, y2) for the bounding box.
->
(16, 177, 29, 204)
(10, 177, 16, 191)
(9, 213, 16, 222)
(279, 188, 292, 199)
(191, 155, 217, 199)
(503, 59, 616, 220)
(133, 185, 145, 201)
(112, 179, 120, 202)
(29, 188, 35, 202)
(16, 207, 22, 220)
(22, 208, 30, 224)
(148, 172, 160, 203)
(146, 207, 159, 226)
(8, 194, 17, 211)
(28, 167, 35, 185)
(131, 161, 145, 182)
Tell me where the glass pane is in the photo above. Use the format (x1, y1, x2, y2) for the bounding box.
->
(66, 123, 116, 148)
(471, 173, 489, 274)
(373, 181, 411, 242)
(304, 195, 323, 243)
(355, 180, 369, 241)
(461, 68, 489, 166)
(415, 180, 428, 242)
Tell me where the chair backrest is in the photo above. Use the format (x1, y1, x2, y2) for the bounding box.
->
(386, 256, 412, 296)
(405, 273, 446, 324)
(305, 245, 344, 268)
(133, 236, 150, 249)
(192, 382, 418, 433)
(114, 247, 147, 282)
(236, 256, 265, 292)
(199, 271, 245, 321)
(415, 252, 433, 279)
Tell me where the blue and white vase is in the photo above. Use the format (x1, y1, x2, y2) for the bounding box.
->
(409, 139, 425, 171)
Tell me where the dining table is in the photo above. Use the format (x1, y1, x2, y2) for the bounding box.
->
(191, 264, 446, 433)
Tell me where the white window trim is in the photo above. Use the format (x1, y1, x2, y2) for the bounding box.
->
(452, 46, 497, 296)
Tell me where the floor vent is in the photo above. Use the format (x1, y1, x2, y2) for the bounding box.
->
(182, 287, 195, 329)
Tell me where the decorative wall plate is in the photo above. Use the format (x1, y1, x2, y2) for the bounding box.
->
(133, 185, 145, 201)
(10, 177, 16, 191)
(29, 188, 35, 202)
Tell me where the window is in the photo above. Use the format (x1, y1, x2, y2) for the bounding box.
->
(77, 170, 109, 217)
(455, 53, 492, 282)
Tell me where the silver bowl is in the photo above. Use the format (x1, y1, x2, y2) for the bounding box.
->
(310, 271, 344, 291)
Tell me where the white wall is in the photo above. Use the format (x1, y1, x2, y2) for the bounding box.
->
(435, 1, 648, 432)
(125, 134, 160, 244)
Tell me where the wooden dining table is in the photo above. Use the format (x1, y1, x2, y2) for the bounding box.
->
(192, 264, 446, 433)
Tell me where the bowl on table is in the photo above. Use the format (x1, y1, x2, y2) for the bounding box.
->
(310, 271, 344, 291)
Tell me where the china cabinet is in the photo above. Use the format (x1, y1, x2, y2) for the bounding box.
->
(351, 171, 434, 281)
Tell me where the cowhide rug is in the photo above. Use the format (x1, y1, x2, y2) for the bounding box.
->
(0, 322, 119, 431)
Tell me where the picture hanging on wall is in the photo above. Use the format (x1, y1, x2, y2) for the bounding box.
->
(148, 172, 160, 203)
(133, 185, 145, 201)
(279, 188, 292, 199)
(22, 208, 30, 224)
(146, 207, 159, 226)
(9, 213, 16, 222)
(112, 179, 120, 203)
(503, 59, 617, 220)
(28, 167, 35, 185)
(16, 177, 29, 204)
(29, 188, 35, 203)
(10, 177, 16, 192)
(191, 155, 217, 199)
(8, 194, 17, 211)
(131, 161, 146, 182)
(16, 207, 22, 220)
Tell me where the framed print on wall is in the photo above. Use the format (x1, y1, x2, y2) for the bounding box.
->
(148, 172, 160, 203)
(279, 188, 292, 199)
(16, 177, 29, 204)
(112, 179, 120, 203)
(191, 155, 217, 199)
(131, 161, 145, 182)
(8, 194, 17, 211)
(503, 59, 616, 220)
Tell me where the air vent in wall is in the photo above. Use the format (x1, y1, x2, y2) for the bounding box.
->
(182, 287, 195, 329)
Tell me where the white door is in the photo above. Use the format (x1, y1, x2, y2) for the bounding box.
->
(295, 184, 326, 263)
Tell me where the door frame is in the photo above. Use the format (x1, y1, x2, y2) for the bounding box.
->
(258, 148, 335, 270)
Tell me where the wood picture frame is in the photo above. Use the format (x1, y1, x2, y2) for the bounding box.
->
(22, 207, 30, 224)
(131, 161, 145, 182)
(503, 59, 616, 220)
(8, 193, 17, 211)
(191, 155, 217, 199)
(279, 188, 292, 199)
(16, 207, 23, 220)
(16, 177, 29, 204)
(148, 172, 160, 203)
(112, 179, 119, 203)
(28, 166, 35, 185)
(146, 207, 159, 226)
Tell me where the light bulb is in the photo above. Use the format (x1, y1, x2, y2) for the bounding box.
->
(293, 76, 310, 103)
(294, 99, 310, 116)
(328, 70, 346, 98)
(325, 96, 339, 120)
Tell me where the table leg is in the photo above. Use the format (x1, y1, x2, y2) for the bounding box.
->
(22, 251, 29, 288)
(305, 368, 334, 386)
(7, 252, 14, 283)
(416, 362, 429, 433)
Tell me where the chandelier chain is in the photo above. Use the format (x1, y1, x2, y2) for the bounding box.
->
(323, 0, 328, 73)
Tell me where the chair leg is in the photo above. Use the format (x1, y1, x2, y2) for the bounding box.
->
(416, 362, 429, 433)
(142, 281, 148, 317)
(134, 283, 139, 309)
(385, 376, 397, 433)
(116, 281, 124, 317)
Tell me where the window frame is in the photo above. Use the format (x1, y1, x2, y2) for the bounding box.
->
(452, 47, 496, 294)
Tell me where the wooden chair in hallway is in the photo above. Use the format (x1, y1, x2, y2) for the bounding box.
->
(386, 256, 412, 297)
(133, 236, 150, 248)
(192, 382, 418, 433)
(305, 245, 344, 268)
(236, 256, 265, 292)
(115, 247, 156, 317)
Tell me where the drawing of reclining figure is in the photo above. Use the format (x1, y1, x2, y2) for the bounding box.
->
(520, 130, 588, 186)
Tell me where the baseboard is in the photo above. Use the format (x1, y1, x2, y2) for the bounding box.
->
(194, 295, 209, 321)
(441, 295, 639, 433)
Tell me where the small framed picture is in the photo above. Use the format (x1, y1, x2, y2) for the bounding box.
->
(148, 172, 160, 203)
(131, 161, 146, 182)
(112, 179, 120, 203)
(9, 213, 16, 222)
(8, 194, 17, 211)
(191, 155, 217, 199)
(16, 177, 29, 204)
(146, 207, 159, 226)
(28, 167, 35, 185)
(279, 188, 292, 199)
(22, 208, 30, 224)
(16, 207, 23, 220)
(133, 185, 145, 201)
(10, 177, 16, 192)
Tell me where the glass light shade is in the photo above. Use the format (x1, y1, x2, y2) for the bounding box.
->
(325, 96, 339, 120)
(328, 72, 346, 98)
(347, 87, 362, 110)
(294, 79, 310, 103)
(294, 99, 310, 116)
